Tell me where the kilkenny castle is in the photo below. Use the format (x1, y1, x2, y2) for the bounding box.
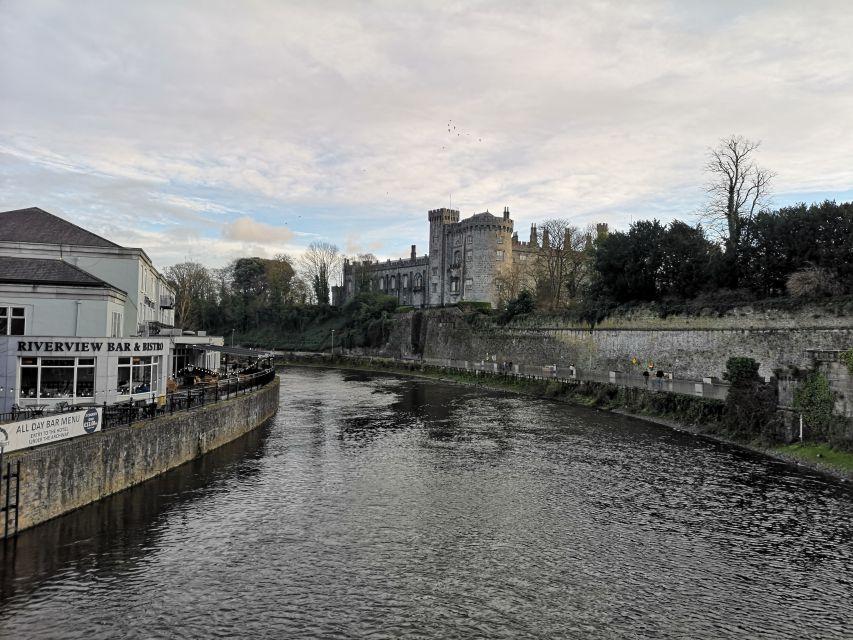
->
(335, 206, 574, 309)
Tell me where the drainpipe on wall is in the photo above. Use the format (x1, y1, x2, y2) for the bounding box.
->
(75, 300, 82, 337)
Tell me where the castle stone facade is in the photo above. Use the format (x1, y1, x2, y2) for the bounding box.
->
(337, 206, 549, 309)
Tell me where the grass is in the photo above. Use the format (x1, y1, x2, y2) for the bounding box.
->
(773, 442, 853, 476)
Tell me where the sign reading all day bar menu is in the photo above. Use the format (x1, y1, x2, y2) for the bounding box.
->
(0, 408, 102, 453)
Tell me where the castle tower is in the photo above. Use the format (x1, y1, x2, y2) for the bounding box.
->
(428, 207, 460, 306)
(530, 224, 538, 247)
(542, 227, 550, 250)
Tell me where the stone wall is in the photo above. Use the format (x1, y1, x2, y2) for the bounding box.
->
(6, 379, 279, 533)
(383, 308, 853, 382)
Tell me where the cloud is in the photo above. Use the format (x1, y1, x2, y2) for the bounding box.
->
(221, 217, 294, 245)
(1, 0, 853, 267)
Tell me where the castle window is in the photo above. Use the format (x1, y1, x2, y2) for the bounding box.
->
(466, 251, 472, 262)
(453, 250, 461, 265)
(415, 274, 422, 289)
(495, 250, 505, 261)
(431, 283, 437, 293)
(496, 235, 503, 243)
(465, 278, 473, 287)
(466, 236, 472, 244)
(402, 274, 409, 288)
(432, 268, 438, 276)
(450, 279, 459, 293)
(390, 276, 396, 290)
(379, 278, 385, 290)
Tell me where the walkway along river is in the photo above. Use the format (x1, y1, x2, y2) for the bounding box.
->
(0, 367, 851, 638)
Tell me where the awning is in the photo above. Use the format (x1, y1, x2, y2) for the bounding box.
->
(189, 344, 274, 358)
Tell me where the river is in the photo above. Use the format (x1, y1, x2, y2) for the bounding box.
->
(0, 367, 851, 639)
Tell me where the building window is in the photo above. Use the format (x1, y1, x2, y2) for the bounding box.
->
(415, 274, 422, 289)
(496, 250, 505, 261)
(465, 278, 474, 288)
(117, 356, 161, 395)
(519, 253, 528, 261)
(379, 278, 385, 290)
(0, 306, 25, 335)
(402, 274, 409, 288)
(432, 268, 438, 276)
(466, 236, 473, 244)
(496, 235, 503, 243)
(18, 357, 95, 401)
(431, 283, 437, 293)
(466, 250, 472, 262)
(450, 278, 459, 293)
(453, 250, 461, 265)
(390, 276, 396, 290)
(111, 312, 123, 338)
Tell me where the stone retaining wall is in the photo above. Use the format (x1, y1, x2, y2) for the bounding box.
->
(381, 308, 853, 381)
(5, 378, 279, 533)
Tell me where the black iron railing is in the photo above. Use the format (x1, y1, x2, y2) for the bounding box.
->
(0, 368, 276, 429)
(102, 367, 276, 429)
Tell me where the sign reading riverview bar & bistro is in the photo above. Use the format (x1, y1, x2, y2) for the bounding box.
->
(16, 340, 165, 354)
(0, 408, 102, 453)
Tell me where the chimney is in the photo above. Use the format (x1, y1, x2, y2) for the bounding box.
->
(411, 244, 416, 260)
(503, 206, 510, 221)
(530, 224, 538, 247)
(542, 227, 550, 249)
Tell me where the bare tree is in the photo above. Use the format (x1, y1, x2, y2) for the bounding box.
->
(298, 241, 342, 305)
(351, 253, 378, 293)
(704, 135, 774, 258)
(164, 262, 214, 328)
(534, 219, 591, 309)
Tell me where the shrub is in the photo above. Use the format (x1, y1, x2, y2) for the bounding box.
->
(721, 357, 779, 442)
(793, 372, 835, 440)
(786, 266, 844, 298)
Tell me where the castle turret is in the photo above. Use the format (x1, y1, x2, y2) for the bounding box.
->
(542, 227, 550, 249)
(530, 224, 538, 247)
(411, 244, 416, 260)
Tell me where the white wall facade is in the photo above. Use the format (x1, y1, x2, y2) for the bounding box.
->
(0, 283, 127, 338)
(0, 242, 175, 336)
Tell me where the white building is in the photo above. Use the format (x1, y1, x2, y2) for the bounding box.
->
(0, 207, 223, 413)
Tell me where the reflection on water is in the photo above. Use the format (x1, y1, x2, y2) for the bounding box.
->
(0, 367, 851, 639)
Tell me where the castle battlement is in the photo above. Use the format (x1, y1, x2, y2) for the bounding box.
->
(336, 204, 601, 310)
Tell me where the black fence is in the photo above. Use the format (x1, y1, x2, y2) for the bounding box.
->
(102, 367, 276, 429)
(0, 368, 276, 430)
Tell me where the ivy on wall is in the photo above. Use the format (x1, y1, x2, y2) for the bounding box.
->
(793, 372, 835, 439)
(840, 349, 853, 375)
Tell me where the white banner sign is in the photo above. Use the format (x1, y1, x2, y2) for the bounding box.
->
(0, 408, 102, 453)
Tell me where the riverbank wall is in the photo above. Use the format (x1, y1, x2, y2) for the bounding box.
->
(4, 378, 279, 533)
(378, 306, 853, 382)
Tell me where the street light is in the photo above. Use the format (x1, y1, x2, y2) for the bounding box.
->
(231, 328, 235, 347)
(331, 329, 335, 355)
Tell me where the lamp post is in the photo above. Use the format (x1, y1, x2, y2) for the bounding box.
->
(331, 329, 335, 355)
(231, 328, 235, 347)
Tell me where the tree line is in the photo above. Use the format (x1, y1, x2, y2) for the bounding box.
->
(165, 135, 853, 336)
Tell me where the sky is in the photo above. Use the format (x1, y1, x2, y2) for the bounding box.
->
(2, 0, 853, 269)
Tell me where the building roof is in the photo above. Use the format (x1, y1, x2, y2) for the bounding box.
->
(0, 256, 125, 292)
(0, 207, 122, 248)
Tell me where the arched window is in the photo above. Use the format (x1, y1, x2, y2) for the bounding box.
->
(390, 276, 396, 290)
(379, 278, 385, 291)
(415, 273, 422, 289)
(402, 274, 409, 288)
(453, 250, 461, 265)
